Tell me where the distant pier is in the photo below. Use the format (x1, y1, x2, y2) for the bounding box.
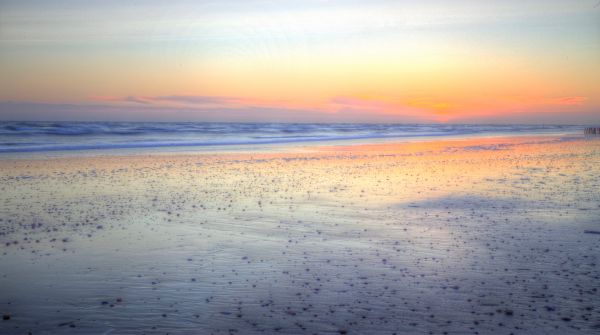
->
(584, 127, 600, 135)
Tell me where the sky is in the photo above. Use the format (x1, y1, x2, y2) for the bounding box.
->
(0, 0, 599, 123)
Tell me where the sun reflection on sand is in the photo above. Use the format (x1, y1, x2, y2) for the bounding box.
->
(0, 135, 599, 334)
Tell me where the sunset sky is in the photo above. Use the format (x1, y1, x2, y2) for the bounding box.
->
(1, 0, 599, 123)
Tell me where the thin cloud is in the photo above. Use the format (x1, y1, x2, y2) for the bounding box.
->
(89, 94, 243, 106)
(329, 96, 429, 119)
(148, 95, 242, 105)
(89, 95, 150, 104)
(125, 96, 150, 104)
(3, 100, 597, 124)
(547, 96, 587, 106)
(329, 96, 403, 114)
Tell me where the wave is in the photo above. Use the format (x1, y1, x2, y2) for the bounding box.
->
(0, 122, 582, 154)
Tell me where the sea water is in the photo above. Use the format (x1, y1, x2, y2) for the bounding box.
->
(0, 122, 582, 154)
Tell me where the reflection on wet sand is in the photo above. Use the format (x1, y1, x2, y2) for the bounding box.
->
(1, 136, 599, 334)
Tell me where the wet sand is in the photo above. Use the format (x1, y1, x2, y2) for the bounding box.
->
(1, 135, 599, 334)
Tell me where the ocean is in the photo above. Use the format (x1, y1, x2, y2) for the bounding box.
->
(0, 121, 582, 154)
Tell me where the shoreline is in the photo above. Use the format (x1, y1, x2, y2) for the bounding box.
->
(0, 132, 584, 161)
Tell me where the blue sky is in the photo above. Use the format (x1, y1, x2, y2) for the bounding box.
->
(1, 0, 599, 123)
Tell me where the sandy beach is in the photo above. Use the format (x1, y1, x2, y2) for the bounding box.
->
(1, 135, 599, 334)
